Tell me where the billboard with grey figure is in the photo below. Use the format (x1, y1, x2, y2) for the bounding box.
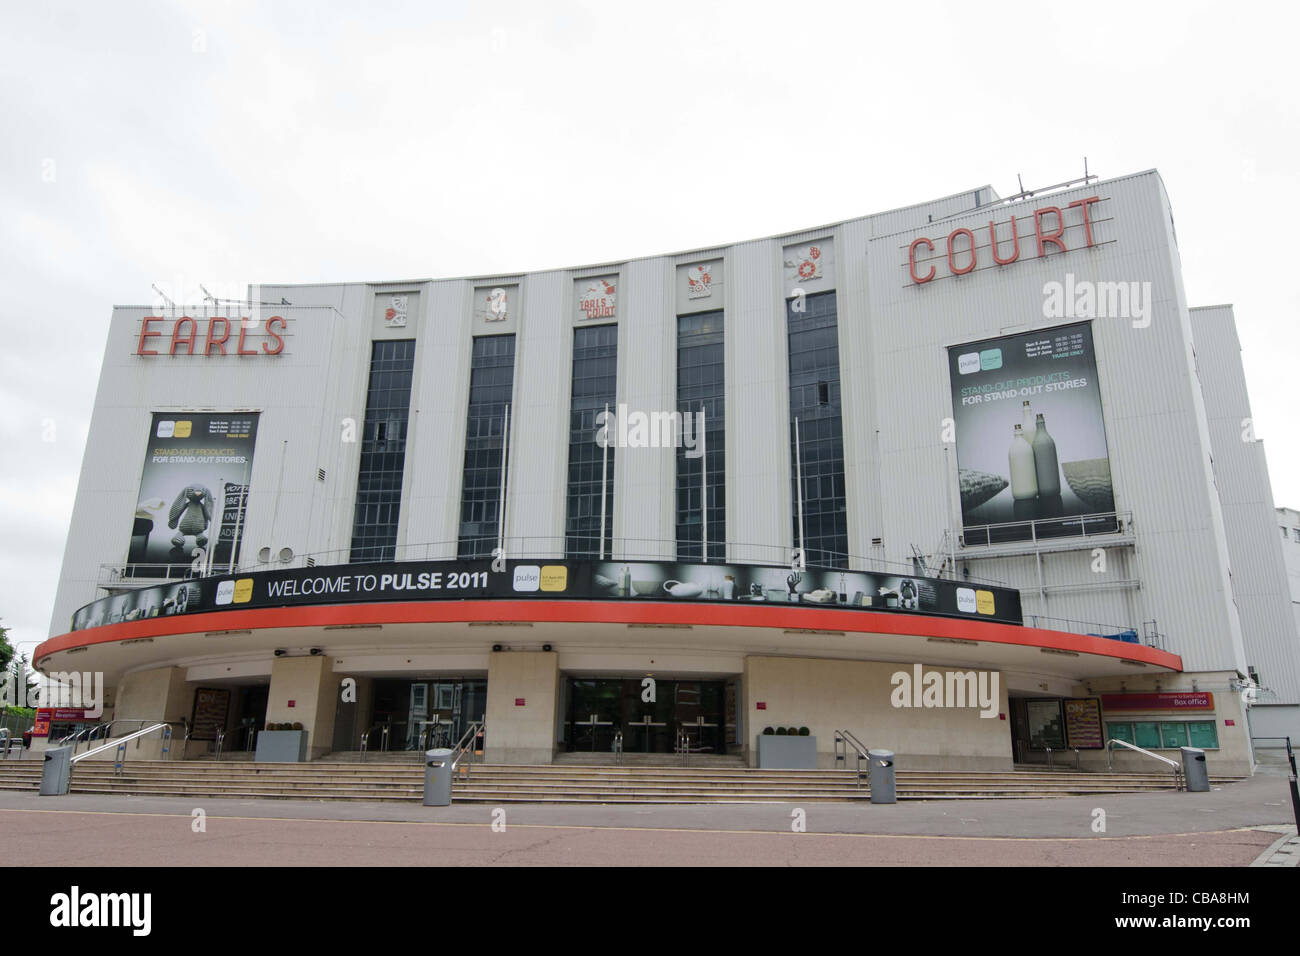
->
(125, 412, 259, 577)
(948, 322, 1117, 544)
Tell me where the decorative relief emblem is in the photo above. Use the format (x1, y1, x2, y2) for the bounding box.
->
(384, 295, 409, 327)
(485, 287, 508, 322)
(686, 264, 712, 299)
(578, 278, 617, 320)
(783, 244, 823, 282)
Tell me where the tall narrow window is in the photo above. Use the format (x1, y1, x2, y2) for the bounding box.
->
(458, 335, 516, 558)
(787, 291, 847, 568)
(676, 310, 725, 560)
(566, 324, 618, 558)
(350, 339, 416, 562)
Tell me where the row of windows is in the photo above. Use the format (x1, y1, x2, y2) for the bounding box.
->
(1106, 720, 1220, 750)
(347, 307, 850, 565)
(1280, 526, 1300, 542)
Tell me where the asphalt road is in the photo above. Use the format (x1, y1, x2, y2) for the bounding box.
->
(0, 805, 1285, 866)
(0, 771, 1295, 866)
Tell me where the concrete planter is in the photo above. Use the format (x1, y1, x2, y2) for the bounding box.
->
(255, 730, 308, 763)
(757, 734, 817, 769)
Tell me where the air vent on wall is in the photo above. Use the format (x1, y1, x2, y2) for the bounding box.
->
(317, 468, 327, 482)
(306, 557, 316, 567)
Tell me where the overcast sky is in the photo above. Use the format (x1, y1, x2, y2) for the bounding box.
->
(2, 0, 1297, 659)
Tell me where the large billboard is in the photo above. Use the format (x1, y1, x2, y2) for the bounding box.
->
(69, 557, 1024, 631)
(949, 323, 1116, 544)
(125, 412, 259, 577)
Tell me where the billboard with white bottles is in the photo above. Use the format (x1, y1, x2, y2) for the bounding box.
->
(948, 322, 1116, 544)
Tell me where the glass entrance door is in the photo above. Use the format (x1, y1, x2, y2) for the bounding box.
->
(567, 679, 621, 752)
(370, 678, 487, 751)
(565, 678, 728, 754)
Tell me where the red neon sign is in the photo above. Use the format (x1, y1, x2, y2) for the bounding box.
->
(908, 195, 1101, 285)
(137, 316, 286, 357)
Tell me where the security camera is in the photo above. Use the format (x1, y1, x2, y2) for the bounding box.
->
(492, 644, 503, 652)
(274, 649, 286, 657)
(309, 648, 322, 656)
(542, 644, 553, 652)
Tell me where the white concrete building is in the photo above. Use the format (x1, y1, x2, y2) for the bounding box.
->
(34, 168, 1297, 775)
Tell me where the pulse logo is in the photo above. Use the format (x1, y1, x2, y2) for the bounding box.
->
(49, 886, 151, 936)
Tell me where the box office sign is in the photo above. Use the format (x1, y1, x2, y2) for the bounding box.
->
(1100, 692, 1214, 712)
(125, 412, 259, 579)
(68, 558, 1024, 631)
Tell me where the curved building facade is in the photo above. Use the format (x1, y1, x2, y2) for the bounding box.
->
(35, 169, 1300, 775)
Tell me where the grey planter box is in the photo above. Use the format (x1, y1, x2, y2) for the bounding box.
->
(255, 730, 308, 763)
(757, 734, 818, 769)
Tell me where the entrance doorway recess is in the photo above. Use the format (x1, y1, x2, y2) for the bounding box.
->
(564, 678, 728, 755)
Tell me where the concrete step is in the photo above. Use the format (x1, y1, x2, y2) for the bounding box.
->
(0, 757, 1239, 804)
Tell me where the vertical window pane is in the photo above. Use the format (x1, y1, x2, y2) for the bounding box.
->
(676, 310, 725, 560)
(566, 325, 617, 558)
(350, 339, 415, 562)
(787, 291, 847, 568)
(458, 335, 517, 559)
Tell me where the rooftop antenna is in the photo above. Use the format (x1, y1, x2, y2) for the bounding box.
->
(150, 284, 176, 312)
(194, 285, 292, 308)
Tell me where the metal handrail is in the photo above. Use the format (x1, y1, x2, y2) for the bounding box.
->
(214, 723, 257, 761)
(68, 722, 174, 778)
(449, 720, 484, 783)
(612, 731, 623, 765)
(0, 729, 16, 759)
(1106, 738, 1183, 788)
(62, 719, 189, 759)
(959, 510, 1133, 547)
(834, 729, 871, 787)
(359, 723, 391, 762)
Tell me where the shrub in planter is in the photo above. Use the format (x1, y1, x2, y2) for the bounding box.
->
(292, 722, 303, 731)
(798, 727, 810, 736)
(775, 727, 788, 735)
(763, 727, 775, 735)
